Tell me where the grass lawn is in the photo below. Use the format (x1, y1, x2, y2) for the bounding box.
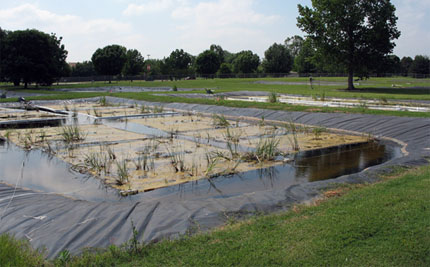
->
(1, 165, 429, 266)
(1, 77, 430, 118)
(1, 77, 430, 101)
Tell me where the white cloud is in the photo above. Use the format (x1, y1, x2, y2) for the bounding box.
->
(123, 0, 188, 16)
(0, 4, 136, 62)
(170, 0, 280, 55)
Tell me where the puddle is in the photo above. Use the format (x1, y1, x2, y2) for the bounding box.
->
(0, 140, 401, 202)
(0, 142, 121, 202)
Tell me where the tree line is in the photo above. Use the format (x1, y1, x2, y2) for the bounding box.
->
(1, 0, 429, 89)
(70, 40, 429, 80)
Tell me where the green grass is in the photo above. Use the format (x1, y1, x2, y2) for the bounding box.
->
(1, 90, 428, 118)
(2, 77, 430, 100)
(0, 77, 430, 117)
(1, 77, 429, 118)
(1, 165, 429, 266)
(0, 234, 46, 267)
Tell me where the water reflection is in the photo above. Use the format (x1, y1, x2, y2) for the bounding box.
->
(294, 142, 392, 182)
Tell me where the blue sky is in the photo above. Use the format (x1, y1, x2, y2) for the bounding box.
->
(1, 0, 428, 62)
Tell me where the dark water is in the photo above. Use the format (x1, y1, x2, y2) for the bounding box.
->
(0, 140, 402, 202)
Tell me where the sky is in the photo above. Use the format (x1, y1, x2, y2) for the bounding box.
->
(0, 0, 429, 62)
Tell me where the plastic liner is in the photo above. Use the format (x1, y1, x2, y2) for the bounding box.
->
(0, 97, 429, 258)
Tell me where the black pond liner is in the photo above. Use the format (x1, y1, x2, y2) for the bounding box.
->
(0, 97, 429, 258)
(0, 118, 66, 129)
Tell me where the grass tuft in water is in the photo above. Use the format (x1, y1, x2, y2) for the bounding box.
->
(60, 125, 87, 143)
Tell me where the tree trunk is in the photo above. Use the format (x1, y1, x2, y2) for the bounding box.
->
(347, 67, 354, 90)
(24, 82, 28, 89)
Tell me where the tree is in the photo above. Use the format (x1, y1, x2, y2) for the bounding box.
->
(294, 38, 317, 74)
(2, 29, 68, 88)
(166, 49, 193, 77)
(217, 63, 233, 77)
(0, 28, 7, 81)
(400, 56, 413, 76)
(71, 61, 96, 77)
(297, 0, 400, 90)
(409, 55, 430, 76)
(232, 50, 260, 74)
(122, 49, 144, 76)
(210, 44, 226, 64)
(262, 43, 293, 73)
(284, 35, 304, 58)
(374, 55, 402, 76)
(91, 45, 127, 80)
(195, 50, 221, 76)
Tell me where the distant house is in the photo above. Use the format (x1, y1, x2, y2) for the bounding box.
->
(68, 62, 77, 68)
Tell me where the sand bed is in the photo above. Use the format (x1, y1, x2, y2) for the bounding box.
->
(0, 103, 370, 194)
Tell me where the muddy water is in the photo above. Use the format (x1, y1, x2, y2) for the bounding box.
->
(0, 139, 402, 202)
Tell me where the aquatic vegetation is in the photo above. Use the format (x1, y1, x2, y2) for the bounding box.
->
(212, 114, 230, 128)
(243, 136, 280, 163)
(115, 160, 129, 185)
(59, 125, 87, 143)
(269, 92, 278, 103)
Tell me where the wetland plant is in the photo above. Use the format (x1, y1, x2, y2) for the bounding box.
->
(153, 105, 164, 113)
(167, 148, 187, 173)
(60, 125, 87, 143)
(312, 127, 326, 140)
(115, 160, 129, 185)
(268, 92, 278, 103)
(224, 128, 242, 158)
(285, 121, 300, 152)
(99, 96, 108, 106)
(212, 114, 230, 128)
(243, 137, 280, 163)
(84, 152, 105, 174)
(3, 130, 13, 140)
(204, 152, 219, 176)
(105, 145, 116, 160)
(259, 116, 265, 127)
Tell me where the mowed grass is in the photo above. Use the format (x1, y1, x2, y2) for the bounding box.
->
(1, 77, 430, 100)
(1, 86, 429, 118)
(1, 165, 429, 266)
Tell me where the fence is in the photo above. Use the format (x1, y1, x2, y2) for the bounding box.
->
(57, 72, 429, 84)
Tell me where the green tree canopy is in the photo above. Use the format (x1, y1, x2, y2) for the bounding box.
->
(2, 29, 68, 87)
(284, 35, 304, 58)
(195, 50, 221, 76)
(167, 49, 192, 70)
(400, 56, 413, 75)
(0, 28, 8, 81)
(410, 55, 430, 76)
(262, 43, 293, 73)
(217, 63, 233, 77)
(210, 44, 227, 64)
(297, 0, 400, 89)
(91, 45, 127, 78)
(294, 38, 317, 74)
(232, 50, 260, 74)
(374, 55, 402, 76)
(166, 49, 193, 77)
(122, 49, 144, 76)
(71, 61, 96, 77)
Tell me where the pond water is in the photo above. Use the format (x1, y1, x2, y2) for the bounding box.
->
(0, 139, 402, 202)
